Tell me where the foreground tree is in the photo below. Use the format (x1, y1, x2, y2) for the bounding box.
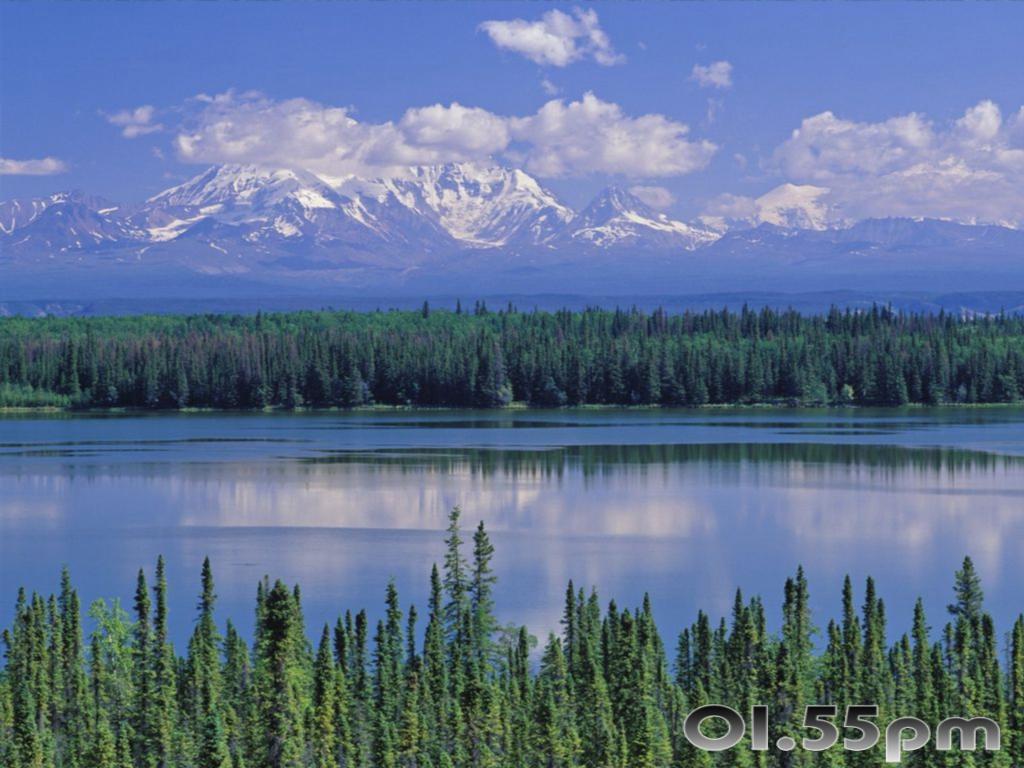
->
(1, 516, 1018, 768)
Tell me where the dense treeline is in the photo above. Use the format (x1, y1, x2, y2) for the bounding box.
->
(2, 508, 1023, 768)
(3, 305, 1024, 409)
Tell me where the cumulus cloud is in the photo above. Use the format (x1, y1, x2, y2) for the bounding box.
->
(771, 99, 1024, 226)
(957, 100, 1002, 143)
(479, 8, 624, 67)
(0, 156, 68, 176)
(508, 92, 717, 178)
(398, 102, 510, 158)
(691, 61, 733, 89)
(629, 185, 675, 209)
(105, 105, 163, 138)
(174, 91, 412, 178)
(171, 90, 715, 181)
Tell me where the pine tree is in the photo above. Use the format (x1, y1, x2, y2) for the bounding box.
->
(422, 563, 449, 765)
(9, 590, 45, 768)
(221, 620, 251, 768)
(132, 569, 155, 766)
(471, 522, 497, 668)
(58, 569, 88, 768)
(443, 508, 468, 647)
(533, 635, 580, 767)
(311, 626, 338, 768)
(191, 558, 228, 768)
(1008, 616, 1024, 768)
(152, 557, 177, 768)
(777, 568, 814, 768)
(254, 581, 306, 768)
(89, 715, 117, 768)
(948, 556, 984, 623)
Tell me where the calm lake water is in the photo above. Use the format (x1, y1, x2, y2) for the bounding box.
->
(2, 407, 1024, 648)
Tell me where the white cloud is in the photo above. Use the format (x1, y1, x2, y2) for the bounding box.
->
(540, 78, 560, 96)
(171, 90, 715, 180)
(479, 7, 624, 67)
(773, 111, 933, 181)
(690, 61, 733, 90)
(0, 156, 68, 176)
(771, 99, 1024, 226)
(629, 185, 675, 209)
(957, 100, 1001, 143)
(174, 91, 412, 178)
(1009, 107, 1024, 143)
(105, 105, 163, 138)
(508, 92, 717, 178)
(398, 102, 510, 158)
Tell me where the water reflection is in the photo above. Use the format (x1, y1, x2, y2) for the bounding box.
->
(2, 410, 1024, 648)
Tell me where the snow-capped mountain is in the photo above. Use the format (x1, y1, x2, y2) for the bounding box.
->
(1, 192, 124, 235)
(1, 195, 62, 234)
(148, 165, 339, 211)
(0, 162, 723, 260)
(567, 187, 718, 250)
(751, 184, 835, 231)
(147, 162, 576, 248)
(3, 162, 1023, 302)
(0, 192, 141, 256)
(347, 164, 574, 247)
(701, 184, 839, 233)
(141, 164, 396, 246)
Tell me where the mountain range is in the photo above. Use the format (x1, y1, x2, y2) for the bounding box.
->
(0, 163, 719, 259)
(2, 162, 1023, 304)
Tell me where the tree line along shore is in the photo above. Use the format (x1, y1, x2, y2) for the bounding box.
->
(2, 305, 1024, 411)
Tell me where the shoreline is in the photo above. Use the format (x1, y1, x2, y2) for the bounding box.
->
(3, 401, 1022, 415)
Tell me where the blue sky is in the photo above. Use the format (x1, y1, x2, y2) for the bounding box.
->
(2, 2, 1022, 225)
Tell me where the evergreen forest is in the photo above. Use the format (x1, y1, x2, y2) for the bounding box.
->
(3, 305, 1024, 410)
(2, 509, 1021, 768)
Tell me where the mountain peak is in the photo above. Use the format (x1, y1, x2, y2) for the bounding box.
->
(752, 183, 835, 231)
(367, 161, 573, 247)
(0, 190, 120, 236)
(148, 164, 340, 212)
(600, 185, 640, 203)
(570, 186, 718, 250)
(580, 186, 656, 223)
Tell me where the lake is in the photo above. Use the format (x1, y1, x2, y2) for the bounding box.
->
(2, 407, 1024, 648)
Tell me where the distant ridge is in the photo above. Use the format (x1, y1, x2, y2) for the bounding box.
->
(2, 162, 1023, 301)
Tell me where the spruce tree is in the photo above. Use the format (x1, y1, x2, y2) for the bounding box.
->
(152, 557, 177, 768)
(470, 522, 497, 667)
(443, 507, 468, 646)
(132, 569, 155, 766)
(311, 626, 338, 768)
(254, 581, 306, 768)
